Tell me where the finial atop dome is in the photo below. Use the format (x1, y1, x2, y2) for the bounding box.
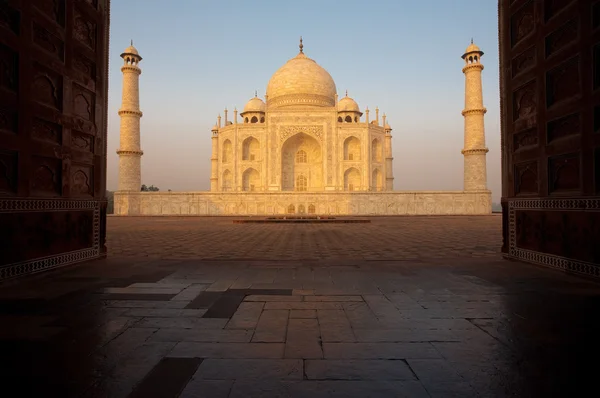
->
(345, 89, 348, 97)
(471, 37, 473, 44)
(299, 36, 303, 54)
(255, 90, 257, 97)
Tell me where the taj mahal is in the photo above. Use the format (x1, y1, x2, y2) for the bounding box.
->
(114, 38, 492, 216)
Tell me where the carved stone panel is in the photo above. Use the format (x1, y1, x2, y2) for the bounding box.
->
(545, 19, 577, 58)
(71, 130, 94, 153)
(511, 46, 536, 77)
(512, 81, 536, 122)
(548, 152, 580, 193)
(31, 156, 62, 196)
(514, 161, 539, 195)
(73, 83, 95, 121)
(543, 0, 574, 21)
(74, 52, 96, 81)
(545, 56, 580, 108)
(32, 117, 62, 144)
(32, 21, 65, 62)
(510, 1, 535, 47)
(546, 113, 580, 143)
(73, 9, 96, 50)
(33, 0, 66, 27)
(513, 128, 538, 151)
(71, 163, 93, 197)
(33, 63, 63, 110)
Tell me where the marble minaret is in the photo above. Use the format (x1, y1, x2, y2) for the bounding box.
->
(384, 120, 394, 190)
(210, 123, 219, 191)
(461, 40, 488, 191)
(117, 42, 143, 191)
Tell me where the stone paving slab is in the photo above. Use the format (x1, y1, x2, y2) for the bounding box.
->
(1, 215, 599, 397)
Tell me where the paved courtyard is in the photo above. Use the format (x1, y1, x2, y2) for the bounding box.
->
(2, 215, 599, 397)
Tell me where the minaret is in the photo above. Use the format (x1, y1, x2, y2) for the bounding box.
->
(461, 39, 489, 191)
(210, 123, 219, 191)
(384, 120, 394, 190)
(117, 42, 143, 191)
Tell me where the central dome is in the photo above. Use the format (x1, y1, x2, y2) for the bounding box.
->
(266, 50, 337, 109)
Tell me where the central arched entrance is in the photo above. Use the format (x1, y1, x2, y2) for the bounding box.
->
(281, 133, 323, 191)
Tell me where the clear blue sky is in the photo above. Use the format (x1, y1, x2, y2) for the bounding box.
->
(107, 0, 501, 202)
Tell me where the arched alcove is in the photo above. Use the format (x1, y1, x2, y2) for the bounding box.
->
(344, 136, 361, 161)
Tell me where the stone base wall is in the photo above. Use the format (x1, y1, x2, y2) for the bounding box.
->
(114, 190, 492, 216)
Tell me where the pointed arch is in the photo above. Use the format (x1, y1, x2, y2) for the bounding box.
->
(222, 169, 232, 191)
(344, 167, 361, 191)
(296, 174, 307, 191)
(242, 168, 260, 191)
(371, 168, 383, 191)
(344, 136, 361, 161)
(242, 136, 259, 161)
(296, 149, 307, 163)
(371, 138, 382, 162)
(222, 139, 232, 163)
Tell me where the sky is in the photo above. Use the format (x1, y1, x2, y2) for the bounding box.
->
(107, 0, 501, 202)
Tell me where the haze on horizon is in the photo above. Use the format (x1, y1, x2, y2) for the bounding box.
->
(107, 0, 501, 202)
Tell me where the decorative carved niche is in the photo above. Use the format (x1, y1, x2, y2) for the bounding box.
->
(71, 130, 94, 153)
(0, 43, 18, 93)
(33, 0, 66, 27)
(513, 128, 538, 151)
(546, 56, 580, 108)
(547, 113, 580, 143)
(514, 161, 539, 195)
(73, 52, 96, 81)
(511, 1, 535, 47)
(545, 19, 578, 58)
(0, 3, 20, 35)
(511, 46, 536, 77)
(549, 152, 580, 193)
(513, 81, 536, 122)
(32, 63, 63, 110)
(544, 0, 574, 21)
(73, 83, 95, 121)
(73, 10, 96, 49)
(71, 163, 93, 197)
(32, 22, 64, 62)
(0, 149, 17, 195)
(32, 117, 62, 144)
(31, 156, 61, 196)
(0, 108, 18, 134)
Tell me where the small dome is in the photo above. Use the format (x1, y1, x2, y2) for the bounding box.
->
(124, 45, 139, 55)
(338, 93, 360, 113)
(242, 96, 266, 114)
(384, 122, 392, 130)
(211, 124, 219, 131)
(462, 40, 483, 58)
